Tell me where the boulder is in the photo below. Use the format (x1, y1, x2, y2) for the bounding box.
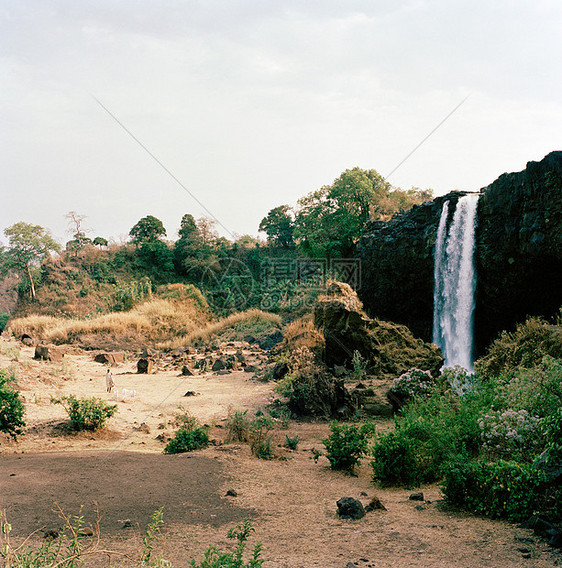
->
(21, 334, 34, 346)
(181, 365, 195, 376)
(336, 497, 365, 520)
(137, 358, 154, 374)
(314, 281, 443, 377)
(94, 352, 124, 365)
(34, 344, 63, 362)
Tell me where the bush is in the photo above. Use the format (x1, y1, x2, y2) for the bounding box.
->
(164, 426, 209, 454)
(442, 457, 547, 522)
(249, 415, 275, 459)
(0, 368, 25, 440)
(0, 312, 9, 333)
(285, 434, 299, 450)
(225, 409, 251, 443)
(188, 520, 263, 568)
(51, 395, 117, 431)
(387, 368, 435, 410)
(323, 421, 375, 472)
(371, 429, 420, 486)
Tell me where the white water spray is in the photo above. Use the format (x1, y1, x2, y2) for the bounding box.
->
(433, 193, 480, 370)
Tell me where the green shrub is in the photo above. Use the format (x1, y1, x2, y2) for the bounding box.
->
(249, 415, 275, 459)
(442, 457, 547, 522)
(323, 421, 375, 472)
(0, 368, 25, 440)
(0, 312, 9, 333)
(188, 520, 263, 568)
(164, 426, 209, 454)
(225, 409, 251, 443)
(51, 395, 117, 431)
(285, 434, 299, 450)
(371, 429, 420, 486)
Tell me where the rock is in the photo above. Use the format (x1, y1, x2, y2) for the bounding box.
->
(409, 492, 424, 501)
(141, 347, 157, 358)
(21, 334, 34, 346)
(235, 350, 246, 363)
(137, 358, 154, 374)
(43, 529, 59, 541)
(79, 527, 94, 537)
(137, 423, 150, 434)
(183, 391, 199, 397)
(314, 281, 443, 377)
(181, 365, 195, 376)
(253, 330, 283, 350)
(94, 352, 124, 365)
(34, 344, 63, 362)
(365, 496, 386, 512)
(244, 365, 258, 373)
(225, 489, 238, 497)
(272, 361, 289, 381)
(122, 519, 132, 529)
(336, 497, 365, 520)
(211, 358, 227, 371)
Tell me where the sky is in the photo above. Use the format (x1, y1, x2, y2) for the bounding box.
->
(1, 0, 561, 245)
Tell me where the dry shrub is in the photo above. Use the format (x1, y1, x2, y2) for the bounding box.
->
(281, 317, 325, 354)
(161, 308, 281, 350)
(7, 297, 210, 349)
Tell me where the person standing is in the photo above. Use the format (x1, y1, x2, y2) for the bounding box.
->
(105, 368, 115, 393)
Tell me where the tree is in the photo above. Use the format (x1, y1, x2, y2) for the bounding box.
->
(129, 215, 167, 245)
(293, 167, 414, 258)
(93, 236, 108, 248)
(3, 222, 60, 299)
(64, 211, 92, 256)
(259, 205, 294, 248)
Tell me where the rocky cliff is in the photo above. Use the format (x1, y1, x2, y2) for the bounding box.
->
(357, 151, 562, 356)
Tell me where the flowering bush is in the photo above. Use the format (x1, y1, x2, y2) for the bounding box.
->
(388, 368, 434, 405)
(478, 408, 542, 460)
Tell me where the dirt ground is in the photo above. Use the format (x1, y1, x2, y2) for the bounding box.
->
(0, 339, 560, 567)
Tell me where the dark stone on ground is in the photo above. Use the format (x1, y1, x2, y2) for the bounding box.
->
(409, 492, 424, 501)
(181, 365, 195, 376)
(137, 358, 154, 374)
(34, 344, 63, 362)
(365, 496, 386, 512)
(336, 497, 365, 520)
(94, 352, 124, 365)
(183, 391, 199, 397)
(226, 489, 238, 497)
(272, 361, 289, 381)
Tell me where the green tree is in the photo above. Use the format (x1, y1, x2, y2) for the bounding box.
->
(93, 236, 108, 248)
(2, 222, 60, 299)
(259, 205, 295, 249)
(64, 211, 92, 256)
(129, 215, 167, 245)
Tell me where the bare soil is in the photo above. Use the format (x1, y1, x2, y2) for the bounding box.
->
(1, 340, 560, 567)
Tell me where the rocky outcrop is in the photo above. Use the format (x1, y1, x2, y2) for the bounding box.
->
(357, 151, 562, 356)
(314, 281, 443, 377)
(475, 152, 562, 353)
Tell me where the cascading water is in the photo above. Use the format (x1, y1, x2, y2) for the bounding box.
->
(432, 193, 480, 371)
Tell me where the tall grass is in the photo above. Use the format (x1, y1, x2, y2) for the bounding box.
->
(7, 298, 209, 347)
(160, 308, 281, 350)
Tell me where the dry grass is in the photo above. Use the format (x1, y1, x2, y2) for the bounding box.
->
(159, 308, 281, 350)
(7, 298, 209, 348)
(281, 317, 325, 353)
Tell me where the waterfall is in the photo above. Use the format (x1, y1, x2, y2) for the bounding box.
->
(432, 193, 480, 371)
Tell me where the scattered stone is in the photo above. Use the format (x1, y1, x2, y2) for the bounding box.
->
(360, 491, 368, 497)
(212, 358, 227, 371)
(415, 505, 425, 511)
(517, 547, 531, 554)
(346, 563, 356, 568)
(336, 497, 365, 520)
(181, 365, 195, 376)
(137, 358, 154, 374)
(409, 492, 424, 501)
(183, 391, 199, 397)
(137, 423, 150, 434)
(365, 496, 386, 512)
(141, 347, 157, 358)
(122, 519, 132, 528)
(43, 529, 59, 541)
(226, 489, 238, 497)
(79, 527, 94, 537)
(244, 365, 258, 373)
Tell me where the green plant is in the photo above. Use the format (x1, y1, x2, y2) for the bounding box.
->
(322, 421, 375, 472)
(188, 520, 263, 567)
(0, 312, 9, 333)
(249, 415, 275, 460)
(284, 435, 299, 450)
(442, 457, 547, 522)
(371, 428, 420, 486)
(164, 426, 209, 454)
(0, 368, 25, 440)
(350, 350, 368, 381)
(51, 395, 117, 431)
(225, 409, 251, 443)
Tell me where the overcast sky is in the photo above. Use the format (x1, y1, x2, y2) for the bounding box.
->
(1, 0, 561, 245)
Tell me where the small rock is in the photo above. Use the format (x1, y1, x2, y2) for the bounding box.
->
(79, 527, 94, 537)
(138, 423, 150, 434)
(365, 496, 386, 512)
(183, 391, 199, 397)
(346, 563, 356, 568)
(43, 529, 59, 541)
(181, 365, 195, 376)
(517, 547, 531, 554)
(226, 489, 238, 497)
(122, 520, 132, 528)
(409, 492, 424, 501)
(137, 358, 154, 374)
(360, 491, 368, 497)
(337, 497, 365, 520)
(415, 505, 425, 511)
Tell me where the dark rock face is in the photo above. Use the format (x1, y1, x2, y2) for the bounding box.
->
(357, 152, 562, 356)
(475, 151, 562, 353)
